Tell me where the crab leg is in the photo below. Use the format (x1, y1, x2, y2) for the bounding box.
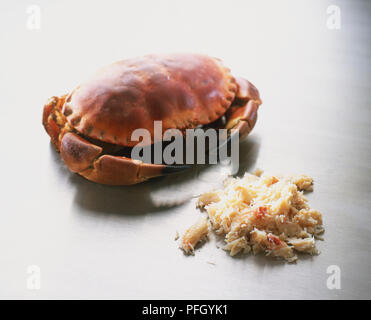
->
(42, 95, 68, 149)
(225, 77, 262, 140)
(60, 132, 189, 185)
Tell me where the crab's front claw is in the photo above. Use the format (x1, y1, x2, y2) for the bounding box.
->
(226, 100, 260, 140)
(60, 132, 189, 185)
(225, 77, 262, 140)
(80, 155, 163, 185)
(60, 132, 102, 173)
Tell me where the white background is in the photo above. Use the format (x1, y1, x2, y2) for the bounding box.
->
(0, 0, 370, 299)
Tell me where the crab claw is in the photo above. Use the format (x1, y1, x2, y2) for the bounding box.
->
(225, 77, 262, 140)
(60, 132, 190, 185)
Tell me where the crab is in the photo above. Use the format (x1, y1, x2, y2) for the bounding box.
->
(42, 53, 262, 185)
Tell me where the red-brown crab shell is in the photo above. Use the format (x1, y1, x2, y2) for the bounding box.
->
(43, 53, 262, 185)
(62, 54, 238, 147)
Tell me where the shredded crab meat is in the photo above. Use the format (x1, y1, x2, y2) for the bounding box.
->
(180, 217, 209, 255)
(196, 171, 324, 262)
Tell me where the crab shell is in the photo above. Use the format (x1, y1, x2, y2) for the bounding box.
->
(43, 54, 262, 185)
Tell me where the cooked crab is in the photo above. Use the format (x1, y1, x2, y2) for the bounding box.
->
(42, 53, 262, 185)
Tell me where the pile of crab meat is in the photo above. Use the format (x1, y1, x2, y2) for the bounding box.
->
(180, 171, 324, 262)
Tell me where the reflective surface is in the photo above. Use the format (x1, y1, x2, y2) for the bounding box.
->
(0, 0, 370, 299)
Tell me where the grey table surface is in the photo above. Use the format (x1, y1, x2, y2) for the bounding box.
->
(0, 0, 370, 299)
